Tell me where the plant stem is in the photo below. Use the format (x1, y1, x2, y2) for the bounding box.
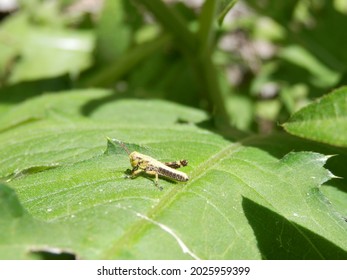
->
(79, 35, 171, 87)
(133, 0, 231, 127)
(134, 0, 197, 53)
(197, 0, 218, 57)
(195, 0, 230, 127)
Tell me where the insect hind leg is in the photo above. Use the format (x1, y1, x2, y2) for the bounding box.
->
(164, 160, 188, 169)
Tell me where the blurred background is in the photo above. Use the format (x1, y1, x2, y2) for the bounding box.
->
(1, 0, 347, 134)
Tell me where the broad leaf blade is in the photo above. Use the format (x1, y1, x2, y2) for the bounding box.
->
(0, 90, 346, 259)
(283, 87, 347, 147)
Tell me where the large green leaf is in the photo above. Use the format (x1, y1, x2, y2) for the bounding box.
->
(0, 89, 346, 259)
(283, 87, 347, 147)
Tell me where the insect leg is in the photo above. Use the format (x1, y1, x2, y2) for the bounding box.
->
(164, 160, 188, 169)
(125, 166, 143, 179)
(145, 166, 163, 190)
(154, 172, 163, 191)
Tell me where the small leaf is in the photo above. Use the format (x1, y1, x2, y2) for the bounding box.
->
(279, 45, 340, 88)
(283, 86, 347, 147)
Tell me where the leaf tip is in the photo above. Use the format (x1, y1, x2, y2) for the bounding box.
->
(105, 137, 128, 155)
(106, 137, 123, 145)
(324, 154, 338, 160)
(313, 153, 340, 181)
(105, 137, 116, 155)
(314, 153, 335, 165)
(328, 171, 342, 180)
(106, 136, 114, 143)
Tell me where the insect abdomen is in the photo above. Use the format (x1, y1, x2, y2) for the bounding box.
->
(158, 167, 189, 182)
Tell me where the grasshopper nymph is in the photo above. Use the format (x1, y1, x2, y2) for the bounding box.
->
(111, 139, 189, 190)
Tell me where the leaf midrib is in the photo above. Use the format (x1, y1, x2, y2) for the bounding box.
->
(101, 135, 329, 259)
(101, 140, 243, 259)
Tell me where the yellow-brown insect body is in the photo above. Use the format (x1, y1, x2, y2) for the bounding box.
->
(129, 151, 189, 182)
(109, 138, 189, 189)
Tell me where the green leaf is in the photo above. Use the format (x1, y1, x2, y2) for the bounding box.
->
(0, 76, 70, 116)
(95, 0, 133, 63)
(0, 90, 346, 259)
(132, 0, 197, 53)
(79, 35, 170, 87)
(297, 2, 347, 73)
(279, 45, 341, 88)
(0, 10, 94, 84)
(9, 28, 94, 83)
(0, 13, 30, 77)
(0, 89, 111, 132)
(244, 0, 300, 26)
(283, 86, 347, 147)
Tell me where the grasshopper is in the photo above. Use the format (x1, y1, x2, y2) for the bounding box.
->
(111, 139, 189, 189)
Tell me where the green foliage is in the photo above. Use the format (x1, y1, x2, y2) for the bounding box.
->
(1, 90, 346, 259)
(283, 87, 347, 147)
(0, 13, 93, 83)
(0, 0, 346, 260)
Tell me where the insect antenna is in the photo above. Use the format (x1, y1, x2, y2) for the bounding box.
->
(116, 140, 131, 155)
(107, 138, 131, 155)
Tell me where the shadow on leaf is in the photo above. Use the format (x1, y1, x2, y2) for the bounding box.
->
(0, 75, 70, 104)
(242, 197, 347, 260)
